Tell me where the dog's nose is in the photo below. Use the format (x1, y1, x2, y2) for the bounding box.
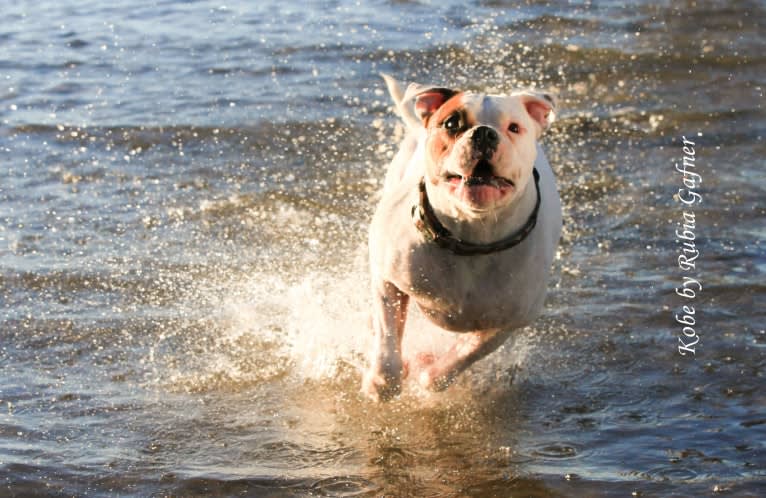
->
(471, 126, 499, 157)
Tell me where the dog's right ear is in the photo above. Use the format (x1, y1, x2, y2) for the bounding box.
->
(381, 73, 459, 131)
(413, 88, 458, 125)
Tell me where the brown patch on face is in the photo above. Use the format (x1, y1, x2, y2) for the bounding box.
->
(425, 94, 475, 180)
(427, 93, 469, 129)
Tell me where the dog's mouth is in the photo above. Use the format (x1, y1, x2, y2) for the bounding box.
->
(445, 159, 515, 189)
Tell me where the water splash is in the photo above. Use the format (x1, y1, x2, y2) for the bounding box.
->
(149, 248, 535, 397)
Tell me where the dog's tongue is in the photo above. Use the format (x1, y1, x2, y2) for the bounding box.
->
(445, 160, 515, 205)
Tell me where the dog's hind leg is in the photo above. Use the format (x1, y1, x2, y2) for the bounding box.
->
(414, 328, 513, 392)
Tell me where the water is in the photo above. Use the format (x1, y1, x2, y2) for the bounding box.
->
(1, 0, 764, 496)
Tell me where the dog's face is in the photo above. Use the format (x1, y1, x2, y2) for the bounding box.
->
(415, 88, 555, 216)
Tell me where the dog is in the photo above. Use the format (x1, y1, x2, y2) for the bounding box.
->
(361, 74, 562, 402)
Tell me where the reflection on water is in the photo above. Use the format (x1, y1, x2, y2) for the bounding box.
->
(1, 0, 764, 496)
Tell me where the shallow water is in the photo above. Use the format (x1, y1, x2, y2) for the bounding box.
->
(1, 0, 764, 496)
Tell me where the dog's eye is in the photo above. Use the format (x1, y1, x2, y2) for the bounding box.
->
(508, 123, 520, 134)
(443, 114, 463, 133)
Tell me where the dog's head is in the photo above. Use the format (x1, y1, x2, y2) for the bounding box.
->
(411, 85, 555, 216)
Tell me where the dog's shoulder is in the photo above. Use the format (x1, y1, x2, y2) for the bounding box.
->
(368, 174, 429, 278)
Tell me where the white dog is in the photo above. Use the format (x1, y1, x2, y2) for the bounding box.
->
(361, 74, 562, 402)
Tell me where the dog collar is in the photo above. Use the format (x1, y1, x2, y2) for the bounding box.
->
(412, 168, 541, 256)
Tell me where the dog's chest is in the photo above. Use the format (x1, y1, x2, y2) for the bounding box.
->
(399, 245, 544, 331)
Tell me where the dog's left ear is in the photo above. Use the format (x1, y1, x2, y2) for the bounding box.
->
(518, 91, 557, 138)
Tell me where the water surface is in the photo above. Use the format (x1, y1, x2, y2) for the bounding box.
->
(1, 1, 764, 496)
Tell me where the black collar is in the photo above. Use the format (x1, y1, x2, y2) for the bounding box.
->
(412, 168, 541, 256)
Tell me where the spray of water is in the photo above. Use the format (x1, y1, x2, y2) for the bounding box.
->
(150, 243, 533, 398)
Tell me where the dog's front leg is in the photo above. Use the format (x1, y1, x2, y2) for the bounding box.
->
(415, 328, 512, 392)
(361, 281, 409, 402)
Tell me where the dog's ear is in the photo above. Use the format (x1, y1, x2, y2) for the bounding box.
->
(413, 88, 458, 125)
(382, 74, 459, 131)
(517, 91, 557, 138)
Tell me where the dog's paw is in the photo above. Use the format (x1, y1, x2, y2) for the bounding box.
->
(361, 363, 403, 402)
(405, 352, 456, 392)
(412, 355, 456, 392)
